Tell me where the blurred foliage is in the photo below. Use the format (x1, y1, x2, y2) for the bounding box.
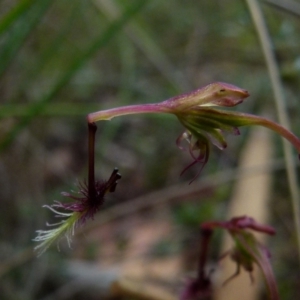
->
(0, 0, 300, 299)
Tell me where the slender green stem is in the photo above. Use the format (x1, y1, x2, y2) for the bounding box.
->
(246, 0, 300, 263)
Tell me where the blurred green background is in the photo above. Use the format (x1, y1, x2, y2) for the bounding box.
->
(1, 0, 300, 299)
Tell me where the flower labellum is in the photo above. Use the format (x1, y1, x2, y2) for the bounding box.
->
(33, 169, 121, 256)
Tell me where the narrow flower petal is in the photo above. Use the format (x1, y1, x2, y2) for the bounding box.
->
(179, 134, 210, 183)
(175, 106, 300, 180)
(176, 131, 192, 151)
(193, 108, 300, 154)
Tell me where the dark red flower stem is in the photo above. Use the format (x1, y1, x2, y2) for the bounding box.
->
(88, 122, 97, 202)
(197, 228, 213, 285)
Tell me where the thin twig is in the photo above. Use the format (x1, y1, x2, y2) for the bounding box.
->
(245, 0, 300, 263)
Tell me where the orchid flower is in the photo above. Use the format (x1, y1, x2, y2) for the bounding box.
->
(181, 216, 278, 300)
(88, 82, 300, 180)
(201, 216, 279, 300)
(34, 82, 300, 255)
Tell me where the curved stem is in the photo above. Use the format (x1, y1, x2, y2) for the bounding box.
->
(87, 103, 172, 123)
(243, 114, 300, 154)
